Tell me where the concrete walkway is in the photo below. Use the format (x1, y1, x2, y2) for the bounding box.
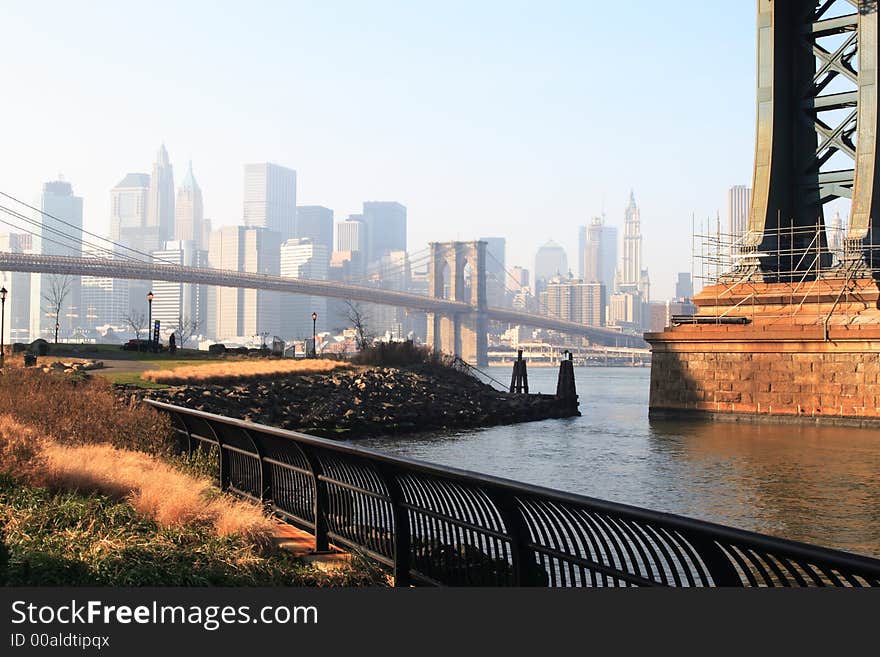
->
(270, 522, 352, 573)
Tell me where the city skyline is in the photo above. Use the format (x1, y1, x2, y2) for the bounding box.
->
(0, 2, 769, 302)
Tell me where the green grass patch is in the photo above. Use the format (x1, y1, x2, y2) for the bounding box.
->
(0, 475, 384, 586)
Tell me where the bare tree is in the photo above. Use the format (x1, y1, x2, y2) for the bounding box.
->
(123, 311, 148, 350)
(345, 300, 373, 350)
(42, 275, 72, 343)
(174, 315, 201, 349)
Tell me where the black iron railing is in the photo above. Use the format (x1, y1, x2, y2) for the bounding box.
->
(146, 400, 880, 587)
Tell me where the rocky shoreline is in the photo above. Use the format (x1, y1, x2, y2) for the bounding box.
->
(121, 364, 578, 439)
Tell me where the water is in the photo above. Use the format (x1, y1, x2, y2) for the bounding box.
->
(361, 366, 880, 558)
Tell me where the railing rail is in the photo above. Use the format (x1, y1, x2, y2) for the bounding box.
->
(146, 400, 880, 587)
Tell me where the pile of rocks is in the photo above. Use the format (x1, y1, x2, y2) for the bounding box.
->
(41, 360, 104, 375)
(128, 364, 577, 439)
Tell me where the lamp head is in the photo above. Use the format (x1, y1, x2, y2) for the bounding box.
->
(312, 312, 318, 321)
(147, 291, 154, 301)
(0, 287, 7, 301)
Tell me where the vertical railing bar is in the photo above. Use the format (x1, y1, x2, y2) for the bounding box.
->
(299, 444, 329, 553)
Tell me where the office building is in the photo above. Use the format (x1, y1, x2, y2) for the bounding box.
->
(534, 240, 568, 294)
(243, 163, 297, 241)
(29, 180, 83, 341)
(0, 233, 32, 344)
(337, 215, 366, 253)
(81, 248, 130, 331)
(151, 240, 208, 344)
(295, 206, 334, 254)
(727, 185, 752, 243)
(280, 238, 330, 341)
(675, 272, 694, 300)
(543, 276, 606, 327)
(174, 161, 205, 249)
(362, 201, 406, 264)
(147, 144, 175, 246)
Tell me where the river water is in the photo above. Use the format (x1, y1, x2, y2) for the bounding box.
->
(361, 366, 880, 558)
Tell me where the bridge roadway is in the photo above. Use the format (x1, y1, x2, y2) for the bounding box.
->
(0, 252, 646, 348)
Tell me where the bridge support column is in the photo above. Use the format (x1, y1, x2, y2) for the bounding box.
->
(425, 241, 488, 366)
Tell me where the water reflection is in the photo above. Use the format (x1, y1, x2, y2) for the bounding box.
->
(359, 367, 880, 558)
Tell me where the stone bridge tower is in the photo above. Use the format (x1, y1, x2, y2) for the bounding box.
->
(426, 241, 488, 366)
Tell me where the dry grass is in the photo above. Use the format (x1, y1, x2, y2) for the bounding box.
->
(141, 358, 351, 385)
(0, 367, 171, 454)
(37, 442, 277, 547)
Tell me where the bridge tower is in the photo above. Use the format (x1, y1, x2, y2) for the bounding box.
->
(746, 0, 880, 276)
(426, 241, 488, 367)
(647, 1, 880, 425)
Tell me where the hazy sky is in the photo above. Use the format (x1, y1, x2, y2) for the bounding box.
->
(1, 1, 767, 299)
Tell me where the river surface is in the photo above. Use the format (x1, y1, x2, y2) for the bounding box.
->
(361, 366, 880, 558)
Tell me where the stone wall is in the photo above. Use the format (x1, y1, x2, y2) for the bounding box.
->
(647, 324, 880, 423)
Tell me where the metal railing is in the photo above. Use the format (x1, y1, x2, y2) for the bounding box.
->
(147, 400, 880, 587)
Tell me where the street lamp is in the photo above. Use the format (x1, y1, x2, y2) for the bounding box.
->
(0, 287, 7, 368)
(147, 291, 154, 353)
(311, 312, 318, 357)
(54, 322, 59, 344)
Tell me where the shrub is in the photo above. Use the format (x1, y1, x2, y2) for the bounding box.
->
(353, 340, 460, 369)
(0, 368, 172, 454)
(207, 343, 226, 355)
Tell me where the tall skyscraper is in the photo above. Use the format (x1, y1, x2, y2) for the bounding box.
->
(152, 240, 208, 341)
(337, 215, 366, 253)
(534, 240, 568, 294)
(0, 233, 32, 344)
(174, 161, 205, 249)
(727, 185, 752, 243)
(110, 173, 151, 248)
(362, 201, 406, 264)
(675, 272, 694, 300)
(295, 206, 334, 254)
(147, 144, 175, 246)
(30, 180, 83, 340)
(207, 226, 281, 341)
(480, 237, 506, 307)
(280, 238, 330, 340)
(243, 163, 297, 241)
(621, 191, 643, 290)
(81, 248, 130, 331)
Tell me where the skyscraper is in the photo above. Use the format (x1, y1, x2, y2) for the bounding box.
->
(0, 233, 31, 343)
(30, 180, 83, 340)
(362, 201, 406, 264)
(174, 161, 205, 249)
(147, 144, 175, 246)
(81, 248, 130, 331)
(675, 272, 694, 300)
(621, 191, 643, 290)
(534, 240, 568, 294)
(336, 215, 366, 253)
(280, 238, 330, 340)
(480, 237, 506, 307)
(243, 163, 297, 241)
(110, 173, 151, 248)
(727, 185, 752, 243)
(295, 206, 334, 254)
(152, 240, 208, 342)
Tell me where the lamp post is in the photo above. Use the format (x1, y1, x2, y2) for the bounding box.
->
(311, 312, 318, 357)
(0, 287, 7, 368)
(147, 291, 154, 353)
(54, 322, 59, 344)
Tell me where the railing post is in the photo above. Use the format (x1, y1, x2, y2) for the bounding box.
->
(490, 489, 542, 586)
(301, 446, 330, 552)
(379, 464, 412, 587)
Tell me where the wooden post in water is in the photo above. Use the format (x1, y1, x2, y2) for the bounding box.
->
(509, 349, 529, 394)
(556, 351, 580, 415)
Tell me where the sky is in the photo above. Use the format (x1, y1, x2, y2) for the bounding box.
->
(0, 1, 765, 300)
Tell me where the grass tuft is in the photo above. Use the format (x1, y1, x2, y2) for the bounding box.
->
(140, 358, 352, 385)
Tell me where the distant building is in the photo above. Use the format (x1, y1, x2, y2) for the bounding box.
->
(147, 144, 175, 246)
(243, 163, 297, 241)
(280, 238, 329, 340)
(337, 215, 366, 254)
(151, 240, 208, 342)
(534, 240, 569, 294)
(362, 201, 406, 264)
(81, 248, 130, 332)
(110, 172, 152, 250)
(647, 302, 668, 333)
(480, 236, 506, 307)
(173, 161, 205, 249)
(675, 272, 694, 300)
(827, 210, 846, 265)
(0, 233, 32, 343)
(543, 275, 606, 327)
(580, 216, 618, 295)
(29, 180, 83, 341)
(507, 266, 530, 293)
(207, 226, 281, 340)
(727, 185, 751, 243)
(295, 206, 334, 255)
(608, 291, 642, 331)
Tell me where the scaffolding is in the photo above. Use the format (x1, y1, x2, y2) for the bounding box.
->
(689, 220, 878, 327)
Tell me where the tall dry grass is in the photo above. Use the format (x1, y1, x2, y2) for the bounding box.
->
(0, 367, 171, 454)
(142, 358, 351, 385)
(0, 414, 275, 547)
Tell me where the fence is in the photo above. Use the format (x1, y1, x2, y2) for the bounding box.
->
(146, 400, 880, 587)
